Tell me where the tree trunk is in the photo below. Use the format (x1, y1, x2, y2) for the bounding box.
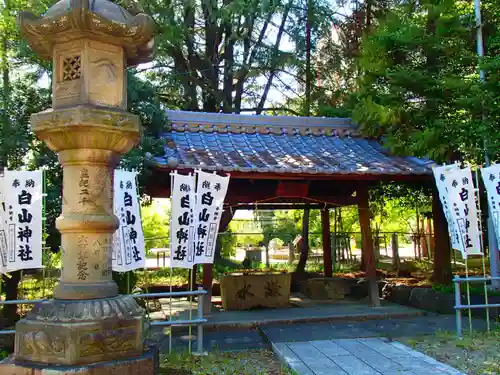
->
(234, 7, 273, 113)
(202, 0, 220, 112)
(391, 233, 400, 276)
(265, 242, 270, 268)
(304, 0, 312, 116)
(321, 209, 332, 277)
(222, 0, 234, 112)
(431, 189, 452, 285)
(1, 271, 21, 326)
(296, 208, 310, 274)
(256, 0, 292, 114)
(183, 0, 198, 110)
(357, 185, 380, 306)
(0, 11, 19, 325)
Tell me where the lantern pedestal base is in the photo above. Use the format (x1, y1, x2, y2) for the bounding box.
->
(0, 346, 158, 375)
(12, 295, 146, 366)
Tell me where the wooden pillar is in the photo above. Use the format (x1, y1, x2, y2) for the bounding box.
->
(431, 189, 452, 285)
(357, 185, 380, 307)
(321, 208, 333, 277)
(288, 242, 295, 265)
(427, 216, 435, 258)
(391, 233, 400, 274)
(296, 207, 310, 273)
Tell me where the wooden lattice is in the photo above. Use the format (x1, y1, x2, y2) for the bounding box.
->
(62, 55, 81, 81)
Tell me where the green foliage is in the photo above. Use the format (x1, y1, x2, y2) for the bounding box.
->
(352, 0, 499, 163)
(161, 349, 291, 375)
(0, 349, 8, 361)
(219, 230, 237, 258)
(433, 283, 500, 296)
(141, 201, 170, 252)
(129, 0, 335, 114)
(369, 183, 431, 234)
(112, 271, 138, 294)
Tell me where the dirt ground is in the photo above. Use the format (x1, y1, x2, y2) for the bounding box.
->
(400, 330, 500, 375)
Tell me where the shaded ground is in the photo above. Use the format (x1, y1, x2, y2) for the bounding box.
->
(259, 315, 492, 343)
(400, 330, 500, 375)
(151, 314, 495, 354)
(156, 319, 498, 375)
(160, 349, 290, 375)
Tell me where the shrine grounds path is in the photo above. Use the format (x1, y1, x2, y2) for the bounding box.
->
(151, 313, 493, 374)
(271, 337, 464, 375)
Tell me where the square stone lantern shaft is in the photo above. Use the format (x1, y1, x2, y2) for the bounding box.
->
(0, 0, 158, 370)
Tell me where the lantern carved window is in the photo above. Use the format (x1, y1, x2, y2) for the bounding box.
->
(62, 55, 82, 81)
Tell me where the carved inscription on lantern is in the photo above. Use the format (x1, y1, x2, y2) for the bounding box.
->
(77, 235, 89, 281)
(79, 323, 138, 357)
(21, 331, 66, 359)
(87, 41, 124, 108)
(93, 238, 112, 277)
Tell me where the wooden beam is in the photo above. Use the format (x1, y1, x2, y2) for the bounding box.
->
(322, 209, 332, 277)
(152, 165, 433, 182)
(226, 204, 346, 210)
(357, 185, 380, 307)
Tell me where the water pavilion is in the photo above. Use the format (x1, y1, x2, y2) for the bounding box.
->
(144, 110, 450, 307)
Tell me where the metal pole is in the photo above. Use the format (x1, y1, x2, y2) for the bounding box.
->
(474, 0, 500, 288)
(454, 275, 463, 338)
(194, 286, 206, 356)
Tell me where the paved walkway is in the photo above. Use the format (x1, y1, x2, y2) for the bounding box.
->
(272, 338, 464, 375)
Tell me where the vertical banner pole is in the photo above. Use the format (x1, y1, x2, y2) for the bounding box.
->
(188, 269, 193, 354)
(169, 171, 174, 355)
(454, 275, 462, 337)
(465, 260, 473, 335)
(474, 169, 490, 332)
(0, 164, 3, 303)
(20, 270, 24, 317)
(169, 266, 173, 354)
(42, 169, 46, 298)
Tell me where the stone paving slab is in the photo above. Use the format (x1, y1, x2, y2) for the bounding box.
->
(272, 338, 465, 375)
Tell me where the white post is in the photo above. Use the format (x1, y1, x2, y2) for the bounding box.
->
(474, 0, 500, 288)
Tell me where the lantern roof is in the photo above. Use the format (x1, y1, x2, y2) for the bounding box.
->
(18, 0, 155, 66)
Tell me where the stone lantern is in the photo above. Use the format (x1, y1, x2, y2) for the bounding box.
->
(0, 1, 157, 373)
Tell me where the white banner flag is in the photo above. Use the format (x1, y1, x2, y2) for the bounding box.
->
(481, 164, 500, 247)
(112, 170, 145, 272)
(443, 166, 482, 256)
(2, 171, 43, 272)
(170, 172, 196, 269)
(433, 164, 462, 251)
(193, 170, 230, 264)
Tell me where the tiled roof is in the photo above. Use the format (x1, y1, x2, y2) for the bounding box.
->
(152, 110, 434, 176)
